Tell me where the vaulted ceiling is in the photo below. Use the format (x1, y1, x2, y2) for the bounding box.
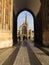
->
(14, 0, 41, 16)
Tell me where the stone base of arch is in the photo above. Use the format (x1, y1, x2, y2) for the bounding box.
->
(0, 30, 13, 48)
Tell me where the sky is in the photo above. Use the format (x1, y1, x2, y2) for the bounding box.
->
(17, 11, 34, 31)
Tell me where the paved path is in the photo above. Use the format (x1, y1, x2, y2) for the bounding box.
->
(0, 41, 49, 65)
(13, 46, 30, 65)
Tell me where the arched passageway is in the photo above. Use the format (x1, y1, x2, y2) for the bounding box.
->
(17, 10, 34, 42)
(13, 9, 42, 46)
(13, 0, 43, 46)
(0, 0, 49, 49)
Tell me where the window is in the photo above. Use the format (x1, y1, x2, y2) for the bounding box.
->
(22, 26, 27, 34)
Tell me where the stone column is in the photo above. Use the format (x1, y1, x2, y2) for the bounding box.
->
(10, 0, 13, 32)
(0, 0, 2, 29)
(3, 0, 6, 29)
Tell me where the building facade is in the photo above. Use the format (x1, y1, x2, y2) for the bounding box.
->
(0, 0, 13, 30)
(17, 14, 34, 41)
(0, 0, 13, 48)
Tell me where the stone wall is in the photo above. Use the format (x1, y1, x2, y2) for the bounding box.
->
(41, 0, 49, 46)
(0, 0, 13, 48)
(0, 30, 13, 48)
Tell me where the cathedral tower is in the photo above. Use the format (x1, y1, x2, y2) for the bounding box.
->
(25, 13, 28, 24)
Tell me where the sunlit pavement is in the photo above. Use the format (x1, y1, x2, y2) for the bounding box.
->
(0, 40, 49, 65)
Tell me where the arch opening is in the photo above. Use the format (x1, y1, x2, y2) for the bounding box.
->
(13, 9, 43, 46)
(17, 10, 34, 44)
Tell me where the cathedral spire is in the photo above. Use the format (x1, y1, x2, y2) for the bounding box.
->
(25, 13, 27, 24)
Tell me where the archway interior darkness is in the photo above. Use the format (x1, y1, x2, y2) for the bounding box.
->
(13, 10, 35, 45)
(13, 9, 43, 46)
(17, 10, 34, 42)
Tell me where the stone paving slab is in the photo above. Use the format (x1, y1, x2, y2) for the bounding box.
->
(0, 48, 8, 54)
(0, 46, 16, 65)
(2, 45, 20, 65)
(0, 40, 49, 65)
(31, 47, 49, 65)
(28, 41, 49, 65)
(13, 46, 30, 65)
(27, 45, 42, 65)
(43, 48, 49, 52)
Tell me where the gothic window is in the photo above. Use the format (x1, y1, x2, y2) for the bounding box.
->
(29, 31, 31, 34)
(18, 31, 20, 35)
(22, 26, 27, 34)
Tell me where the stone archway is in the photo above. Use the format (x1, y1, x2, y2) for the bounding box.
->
(13, 0, 43, 46)
(13, 9, 35, 44)
(17, 10, 34, 42)
(13, 9, 42, 46)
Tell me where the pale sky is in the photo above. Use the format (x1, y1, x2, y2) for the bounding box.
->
(17, 11, 34, 31)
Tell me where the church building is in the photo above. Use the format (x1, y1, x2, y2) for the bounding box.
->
(17, 14, 34, 41)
